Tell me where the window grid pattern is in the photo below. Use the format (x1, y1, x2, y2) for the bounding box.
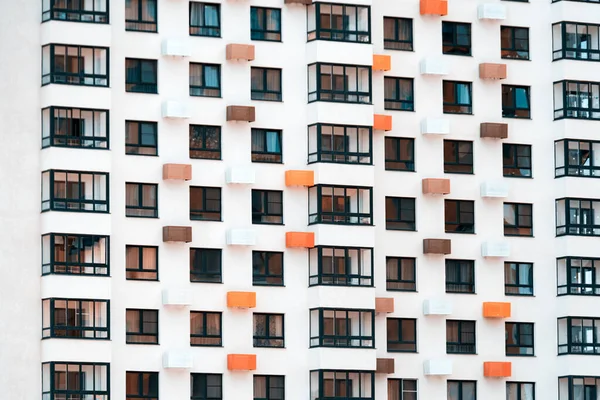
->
(386, 257, 416, 292)
(191, 311, 222, 346)
(190, 248, 222, 283)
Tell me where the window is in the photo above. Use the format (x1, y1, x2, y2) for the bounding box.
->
(556, 198, 600, 236)
(126, 371, 159, 400)
(254, 313, 284, 348)
(251, 7, 281, 41)
(42, 362, 109, 400)
(442, 22, 471, 56)
(558, 317, 600, 355)
(126, 58, 157, 94)
(42, 106, 109, 149)
(307, 3, 371, 43)
(190, 187, 221, 221)
(388, 379, 417, 400)
(308, 124, 372, 164)
(387, 318, 417, 352)
(126, 309, 158, 344)
(444, 140, 473, 174)
(190, 125, 221, 160)
(190, 248, 222, 283)
(189, 63, 220, 97)
(126, 245, 158, 281)
(309, 246, 373, 287)
(42, 44, 109, 87)
(43, 0, 108, 23)
(192, 374, 222, 400)
(254, 376, 284, 400)
(125, 121, 157, 156)
(445, 200, 475, 233)
(308, 63, 372, 104)
(190, 2, 220, 37)
(383, 17, 413, 51)
(506, 322, 534, 356)
(251, 68, 282, 101)
(502, 85, 530, 118)
(386, 257, 416, 292)
(310, 370, 374, 400)
(446, 259, 475, 294)
(447, 381, 476, 400)
(125, 0, 157, 32)
(253, 251, 284, 286)
(503, 144, 532, 178)
(126, 183, 158, 218)
(553, 22, 600, 61)
(384, 77, 414, 111)
(310, 308, 374, 348)
(443, 81, 472, 114)
(252, 190, 283, 224)
(190, 311, 222, 346)
(504, 203, 533, 236)
(42, 233, 109, 276)
(501, 26, 529, 60)
(41, 170, 109, 213)
(385, 137, 414, 171)
(559, 376, 600, 400)
(251, 129, 282, 163)
(385, 197, 416, 231)
(554, 80, 600, 120)
(506, 382, 534, 400)
(555, 139, 600, 178)
(505, 262, 533, 296)
(557, 257, 600, 296)
(42, 298, 109, 339)
(309, 185, 373, 225)
(446, 320, 476, 354)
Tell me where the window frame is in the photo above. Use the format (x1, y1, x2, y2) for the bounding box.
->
(384, 77, 415, 111)
(444, 140, 474, 174)
(253, 251, 284, 286)
(555, 139, 600, 178)
(443, 80, 473, 114)
(504, 262, 534, 296)
(504, 202, 533, 237)
(308, 184, 373, 225)
(126, 309, 159, 345)
(388, 379, 418, 400)
(251, 67, 283, 102)
(189, 2, 221, 37)
(447, 380, 477, 400)
(125, 58, 158, 94)
(445, 259, 476, 294)
(41, 169, 109, 213)
(254, 375, 285, 400)
(253, 313, 285, 348)
(502, 85, 531, 119)
(506, 382, 535, 400)
(189, 63, 221, 98)
(252, 189, 283, 225)
(126, 245, 158, 281)
(556, 198, 600, 236)
(310, 370, 374, 400)
(557, 256, 600, 296)
(503, 143, 532, 178)
(251, 128, 283, 163)
(42, 233, 109, 276)
(309, 246, 373, 287)
(126, 371, 159, 399)
(125, 182, 158, 218)
(387, 318, 417, 353)
(125, 120, 158, 156)
(190, 186, 222, 221)
(42, 106, 109, 150)
(308, 123, 372, 165)
(553, 21, 600, 62)
(554, 80, 600, 120)
(310, 308, 375, 349)
(125, 0, 157, 32)
(558, 317, 600, 355)
(442, 21, 472, 56)
(42, 362, 109, 400)
(308, 62, 372, 104)
(250, 7, 282, 42)
(42, 0, 109, 23)
(190, 125, 221, 160)
(190, 311, 222, 347)
(505, 322, 535, 356)
(501, 25, 529, 60)
(446, 320, 476, 354)
(385, 197, 416, 231)
(558, 376, 600, 400)
(444, 199, 475, 234)
(190, 248, 222, 283)
(385, 137, 415, 172)
(307, 3, 371, 44)
(42, 298, 110, 340)
(191, 373, 223, 400)
(386, 257, 416, 292)
(383, 17, 413, 51)
(42, 44, 109, 87)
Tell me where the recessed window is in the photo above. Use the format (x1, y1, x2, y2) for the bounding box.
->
(41, 106, 109, 149)
(126, 245, 158, 281)
(385, 137, 414, 171)
(386, 257, 416, 292)
(42, 233, 109, 276)
(126, 182, 158, 218)
(555, 139, 600, 178)
(552, 22, 600, 61)
(310, 308, 374, 348)
(308, 63, 372, 104)
(442, 22, 471, 56)
(444, 140, 473, 174)
(251, 129, 282, 163)
(190, 311, 222, 346)
(125, 121, 157, 156)
(308, 124, 372, 164)
(387, 318, 417, 352)
(190, 186, 221, 221)
(443, 81, 472, 114)
(254, 376, 284, 400)
(190, 125, 221, 160)
(250, 7, 281, 41)
(190, 248, 222, 283)
(43, 0, 108, 23)
(125, 0, 157, 32)
(503, 144, 532, 178)
(385, 197, 416, 231)
(506, 382, 534, 400)
(554, 80, 600, 120)
(190, 63, 221, 97)
(447, 380, 476, 400)
(190, 2, 220, 37)
(252, 190, 283, 225)
(445, 200, 475, 234)
(558, 317, 600, 355)
(42, 44, 109, 87)
(192, 374, 222, 400)
(446, 320, 476, 354)
(502, 85, 530, 118)
(126, 371, 158, 399)
(556, 198, 600, 237)
(501, 26, 529, 60)
(504, 262, 533, 296)
(310, 371, 374, 400)
(384, 77, 414, 111)
(254, 313, 284, 348)
(42, 298, 109, 339)
(41, 170, 109, 213)
(309, 246, 373, 287)
(383, 17, 413, 51)
(504, 203, 533, 236)
(505, 322, 534, 356)
(388, 379, 417, 400)
(253, 251, 284, 286)
(307, 3, 371, 43)
(126, 309, 158, 344)
(42, 363, 109, 400)
(125, 58, 157, 94)
(557, 257, 600, 296)
(446, 259, 475, 294)
(251, 67, 282, 101)
(309, 185, 373, 225)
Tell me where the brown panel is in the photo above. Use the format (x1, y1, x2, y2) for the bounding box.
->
(284, 0, 312, 4)
(226, 44, 255, 61)
(375, 298, 394, 313)
(376, 358, 395, 374)
(163, 164, 192, 180)
(479, 63, 507, 80)
(480, 123, 508, 139)
(226, 106, 256, 122)
(423, 239, 451, 255)
(163, 226, 192, 243)
(422, 178, 451, 195)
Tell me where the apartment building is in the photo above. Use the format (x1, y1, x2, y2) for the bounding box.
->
(0, 0, 599, 399)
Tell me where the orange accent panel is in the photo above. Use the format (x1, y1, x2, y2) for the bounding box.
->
(374, 114, 392, 131)
(163, 164, 192, 180)
(285, 170, 314, 186)
(479, 63, 507, 80)
(286, 232, 315, 248)
(373, 55, 391, 71)
(420, 0, 448, 15)
(376, 298, 394, 313)
(227, 292, 256, 308)
(484, 362, 512, 377)
(482, 302, 511, 318)
(226, 44, 255, 61)
(422, 178, 451, 195)
(227, 354, 257, 371)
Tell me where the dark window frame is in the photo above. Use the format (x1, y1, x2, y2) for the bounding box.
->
(252, 190, 283, 225)
(190, 186, 222, 221)
(42, 233, 109, 276)
(191, 373, 223, 400)
(310, 370, 374, 400)
(189, 2, 221, 37)
(384, 77, 414, 111)
(558, 317, 600, 355)
(445, 199, 475, 234)
(126, 245, 158, 281)
(446, 259, 475, 294)
(126, 371, 159, 399)
(125, 120, 158, 156)
(250, 7, 282, 42)
(190, 125, 221, 160)
(504, 262, 534, 296)
(307, 3, 371, 43)
(42, 362, 110, 400)
(42, 0, 109, 23)
(558, 376, 600, 400)
(556, 198, 600, 236)
(443, 80, 473, 114)
(310, 308, 375, 348)
(42, 44, 109, 87)
(385, 137, 415, 171)
(387, 318, 417, 352)
(506, 382, 535, 400)
(503, 143, 532, 178)
(190, 248, 222, 283)
(444, 140, 474, 174)
(308, 184, 373, 225)
(442, 21, 472, 56)
(446, 320, 476, 354)
(557, 256, 600, 296)
(308, 62, 372, 104)
(504, 202, 533, 237)
(253, 313, 285, 348)
(555, 139, 600, 178)
(125, 182, 158, 218)
(42, 106, 109, 150)
(383, 17, 413, 51)
(505, 322, 534, 356)
(308, 123, 372, 165)
(309, 246, 373, 287)
(190, 311, 222, 347)
(502, 85, 531, 118)
(251, 128, 283, 163)
(125, 58, 158, 94)
(126, 309, 159, 345)
(254, 375, 285, 400)
(125, 0, 157, 32)
(553, 21, 600, 62)
(501, 26, 529, 60)
(251, 67, 283, 102)
(41, 169, 109, 213)
(386, 257, 416, 292)
(42, 298, 110, 340)
(554, 80, 600, 120)
(388, 379, 418, 400)
(447, 380, 477, 400)
(190, 63, 221, 98)
(385, 197, 416, 231)
(253, 251, 284, 286)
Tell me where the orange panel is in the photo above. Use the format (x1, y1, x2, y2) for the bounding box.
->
(227, 354, 257, 371)
(227, 292, 256, 308)
(484, 362, 512, 377)
(285, 170, 314, 186)
(374, 114, 392, 131)
(375, 298, 394, 313)
(373, 55, 391, 71)
(163, 164, 192, 181)
(482, 302, 511, 318)
(286, 232, 315, 248)
(420, 0, 448, 15)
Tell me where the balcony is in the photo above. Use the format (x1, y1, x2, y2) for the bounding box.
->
(162, 226, 192, 243)
(42, 0, 108, 23)
(554, 80, 600, 120)
(308, 63, 372, 104)
(556, 198, 600, 236)
(42, 106, 109, 149)
(555, 139, 600, 178)
(557, 257, 600, 296)
(43, 363, 109, 400)
(286, 232, 315, 248)
(42, 233, 109, 276)
(558, 317, 600, 355)
(307, 3, 371, 43)
(309, 246, 373, 287)
(226, 106, 255, 122)
(226, 44, 255, 61)
(309, 185, 372, 225)
(423, 239, 451, 255)
(41, 170, 108, 213)
(552, 22, 600, 61)
(163, 164, 192, 181)
(309, 308, 375, 348)
(42, 298, 109, 339)
(307, 124, 372, 165)
(42, 44, 108, 87)
(310, 371, 374, 400)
